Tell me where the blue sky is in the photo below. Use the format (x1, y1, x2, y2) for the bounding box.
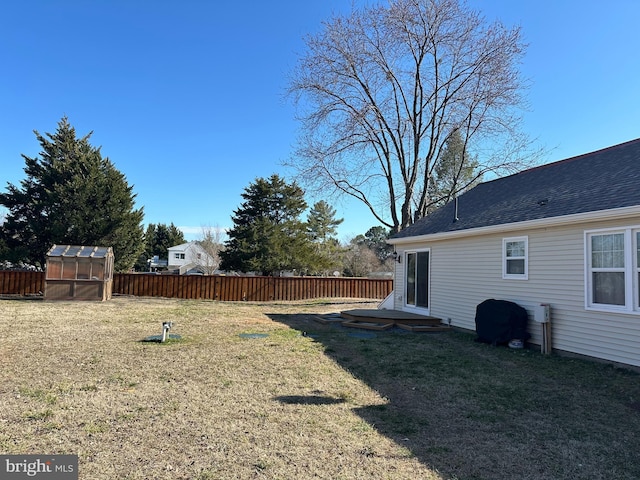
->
(1, 1, 639, 242)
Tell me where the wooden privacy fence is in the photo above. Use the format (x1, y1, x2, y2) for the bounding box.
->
(0, 271, 393, 301)
(113, 274, 392, 301)
(0, 270, 44, 295)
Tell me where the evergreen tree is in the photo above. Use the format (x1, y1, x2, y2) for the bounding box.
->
(136, 223, 185, 270)
(0, 117, 144, 271)
(430, 130, 481, 212)
(307, 200, 343, 275)
(0, 212, 7, 266)
(307, 201, 343, 242)
(363, 226, 393, 262)
(221, 175, 315, 275)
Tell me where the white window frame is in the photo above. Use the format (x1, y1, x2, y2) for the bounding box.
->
(584, 226, 640, 314)
(636, 230, 640, 311)
(502, 236, 528, 280)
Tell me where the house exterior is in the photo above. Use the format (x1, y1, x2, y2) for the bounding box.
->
(387, 138, 640, 368)
(167, 241, 218, 275)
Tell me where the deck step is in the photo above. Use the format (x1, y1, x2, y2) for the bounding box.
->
(341, 320, 394, 331)
(313, 309, 452, 333)
(396, 323, 451, 332)
(340, 313, 395, 325)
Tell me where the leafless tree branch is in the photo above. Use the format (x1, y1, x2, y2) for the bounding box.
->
(287, 0, 540, 232)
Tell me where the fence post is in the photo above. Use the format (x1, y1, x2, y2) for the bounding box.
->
(0, 271, 393, 300)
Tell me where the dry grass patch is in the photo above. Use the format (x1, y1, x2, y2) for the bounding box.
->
(1, 297, 433, 479)
(2, 296, 640, 479)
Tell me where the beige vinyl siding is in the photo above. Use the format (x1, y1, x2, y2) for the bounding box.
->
(393, 255, 404, 308)
(393, 216, 640, 367)
(392, 240, 430, 311)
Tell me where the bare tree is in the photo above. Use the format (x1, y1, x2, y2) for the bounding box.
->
(342, 241, 382, 278)
(194, 225, 225, 275)
(288, 0, 538, 232)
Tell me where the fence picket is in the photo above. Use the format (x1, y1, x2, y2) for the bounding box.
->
(0, 271, 392, 301)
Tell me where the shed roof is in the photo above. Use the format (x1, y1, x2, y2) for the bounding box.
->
(392, 138, 640, 240)
(47, 245, 113, 258)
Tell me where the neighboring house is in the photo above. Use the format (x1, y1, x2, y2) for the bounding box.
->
(387, 138, 640, 368)
(148, 255, 168, 271)
(167, 241, 218, 275)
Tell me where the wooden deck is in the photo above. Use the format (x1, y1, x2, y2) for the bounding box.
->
(314, 308, 451, 332)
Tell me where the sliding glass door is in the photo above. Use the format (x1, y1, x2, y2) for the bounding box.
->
(405, 250, 430, 310)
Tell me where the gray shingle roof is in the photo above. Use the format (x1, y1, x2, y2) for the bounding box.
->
(392, 138, 640, 239)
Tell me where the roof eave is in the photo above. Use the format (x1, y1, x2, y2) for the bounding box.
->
(387, 205, 640, 245)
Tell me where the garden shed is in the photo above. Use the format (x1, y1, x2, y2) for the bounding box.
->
(44, 245, 114, 301)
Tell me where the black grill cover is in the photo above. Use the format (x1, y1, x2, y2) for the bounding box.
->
(474, 299, 531, 345)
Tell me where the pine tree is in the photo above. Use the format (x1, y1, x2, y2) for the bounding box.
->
(0, 117, 144, 271)
(136, 223, 186, 270)
(0, 212, 8, 266)
(430, 130, 481, 211)
(307, 200, 343, 275)
(362, 226, 393, 263)
(221, 175, 315, 275)
(307, 201, 343, 242)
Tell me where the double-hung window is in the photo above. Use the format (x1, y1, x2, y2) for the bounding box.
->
(503, 236, 528, 280)
(586, 227, 640, 312)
